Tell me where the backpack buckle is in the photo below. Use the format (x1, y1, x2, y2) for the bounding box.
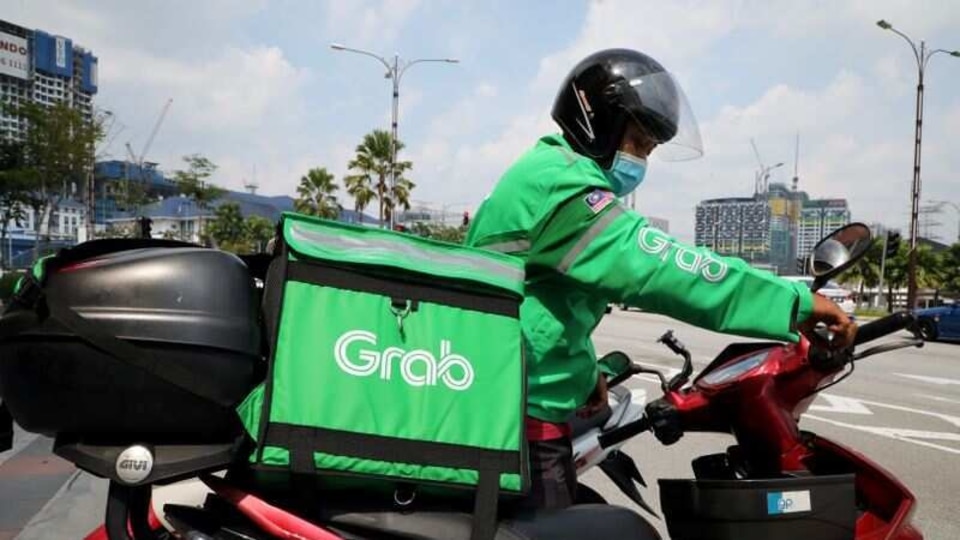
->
(390, 299, 413, 337)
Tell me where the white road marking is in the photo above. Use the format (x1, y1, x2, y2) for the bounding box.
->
(918, 394, 960, 405)
(630, 367, 683, 386)
(809, 394, 874, 415)
(805, 414, 960, 456)
(849, 396, 960, 429)
(895, 373, 960, 386)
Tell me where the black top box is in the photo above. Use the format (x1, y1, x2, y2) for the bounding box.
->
(0, 242, 263, 445)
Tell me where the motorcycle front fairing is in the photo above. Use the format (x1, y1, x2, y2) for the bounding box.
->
(666, 339, 922, 539)
(803, 434, 922, 540)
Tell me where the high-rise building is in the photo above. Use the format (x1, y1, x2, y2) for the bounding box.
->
(765, 182, 806, 273)
(695, 183, 845, 275)
(1, 19, 98, 268)
(694, 197, 770, 261)
(797, 199, 851, 258)
(0, 19, 98, 142)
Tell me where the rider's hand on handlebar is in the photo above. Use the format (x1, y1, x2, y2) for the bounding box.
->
(578, 373, 609, 418)
(800, 293, 857, 350)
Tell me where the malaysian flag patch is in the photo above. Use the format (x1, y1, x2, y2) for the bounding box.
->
(584, 189, 615, 214)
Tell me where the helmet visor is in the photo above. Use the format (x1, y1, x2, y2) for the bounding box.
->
(620, 71, 703, 162)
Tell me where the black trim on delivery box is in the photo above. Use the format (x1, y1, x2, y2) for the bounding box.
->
(255, 235, 290, 463)
(266, 422, 518, 540)
(287, 261, 519, 318)
(266, 423, 520, 475)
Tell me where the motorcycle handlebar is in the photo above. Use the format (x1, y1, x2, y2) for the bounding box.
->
(598, 416, 651, 449)
(853, 311, 915, 347)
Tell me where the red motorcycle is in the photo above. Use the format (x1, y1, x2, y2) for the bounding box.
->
(595, 222, 925, 539)
(74, 223, 924, 539)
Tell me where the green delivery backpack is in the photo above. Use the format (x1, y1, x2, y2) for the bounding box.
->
(237, 212, 528, 540)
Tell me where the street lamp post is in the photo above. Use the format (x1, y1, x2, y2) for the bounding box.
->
(876, 19, 959, 308)
(330, 43, 458, 230)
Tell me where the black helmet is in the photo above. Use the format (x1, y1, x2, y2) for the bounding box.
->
(551, 48, 703, 167)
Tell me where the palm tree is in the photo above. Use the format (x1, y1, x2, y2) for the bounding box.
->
(839, 237, 883, 309)
(346, 130, 412, 224)
(295, 167, 341, 219)
(344, 174, 376, 224)
(382, 177, 416, 225)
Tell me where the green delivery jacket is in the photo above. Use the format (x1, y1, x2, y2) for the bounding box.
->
(466, 134, 815, 423)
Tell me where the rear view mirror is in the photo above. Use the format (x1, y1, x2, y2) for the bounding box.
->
(807, 223, 872, 291)
(598, 351, 632, 380)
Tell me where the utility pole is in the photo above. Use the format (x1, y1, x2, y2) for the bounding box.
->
(877, 19, 959, 308)
(330, 43, 458, 230)
(877, 231, 887, 309)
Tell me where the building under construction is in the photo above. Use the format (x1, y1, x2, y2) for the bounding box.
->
(694, 182, 848, 275)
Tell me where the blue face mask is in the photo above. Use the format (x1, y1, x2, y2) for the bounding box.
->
(603, 152, 648, 197)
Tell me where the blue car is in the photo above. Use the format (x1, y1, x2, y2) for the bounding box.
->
(915, 304, 960, 342)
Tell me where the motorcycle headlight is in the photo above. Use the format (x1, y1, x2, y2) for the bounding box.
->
(700, 350, 771, 386)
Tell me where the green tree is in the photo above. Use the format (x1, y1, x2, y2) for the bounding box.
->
(0, 142, 31, 269)
(294, 167, 341, 219)
(244, 215, 275, 253)
(173, 154, 224, 245)
(838, 237, 883, 309)
(875, 243, 941, 311)
(208, 202, 246, 252)
(937, 243, 960, 297)
(114, 162, 153, 215)
(408, 222, 467, 244)
(346, 130, 412, 224)
(95, 222, 136, 239)
(382, 177, 417, 225)
(344, 173, 376, 224)
(3, 102, 106, 261)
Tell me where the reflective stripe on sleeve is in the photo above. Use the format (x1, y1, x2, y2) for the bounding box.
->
(556, 205, 626, 274)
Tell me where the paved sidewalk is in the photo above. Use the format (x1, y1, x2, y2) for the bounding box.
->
(0, 434, 76, 540)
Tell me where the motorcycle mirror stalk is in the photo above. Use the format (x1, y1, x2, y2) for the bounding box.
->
(658, 330, 693, 392)
(597, 337, 693, 392)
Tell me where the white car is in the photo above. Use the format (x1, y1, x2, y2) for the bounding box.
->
(781, 276, 856, 317)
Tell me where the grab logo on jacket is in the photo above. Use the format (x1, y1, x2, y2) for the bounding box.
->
(637, 226, 729, 282)
(334, 330, 475, 391)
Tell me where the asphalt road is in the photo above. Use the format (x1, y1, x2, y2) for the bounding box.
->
(1, 309, 958, 539)
(583, 309, 960, 540)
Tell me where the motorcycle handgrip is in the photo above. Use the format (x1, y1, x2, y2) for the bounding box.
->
(853, 311, 915, 347)
(598, 416, 651, 449)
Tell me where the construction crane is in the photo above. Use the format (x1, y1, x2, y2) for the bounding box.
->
(126, 98, 173, 184)
(750, 138, 783, 195)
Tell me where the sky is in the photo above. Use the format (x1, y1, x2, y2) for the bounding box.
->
(6, 0, 960, 243)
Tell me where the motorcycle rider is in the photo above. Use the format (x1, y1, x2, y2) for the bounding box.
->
(465, 48, 856, 510)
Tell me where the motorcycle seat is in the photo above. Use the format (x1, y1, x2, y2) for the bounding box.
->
(323, 504, 661, 540)
(205, 473, 661, 540)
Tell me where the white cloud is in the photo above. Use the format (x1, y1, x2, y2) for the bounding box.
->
(104, 46, 308, 132)
(325, 0, 423, 47)
(410, 0, 960, 242)
(6, 0, 958, 241)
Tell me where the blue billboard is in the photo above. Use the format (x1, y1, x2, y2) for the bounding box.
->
(33, 30, 73, 78)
